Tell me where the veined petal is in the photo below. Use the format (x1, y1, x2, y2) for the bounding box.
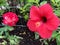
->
(27, 19, 37, 32)
(39, 3, 53, 18)
(46, 13, 59, 31)
(27, 19, 42, 32)
(37, 24, 53, 39)
(30, 6, 40, 20)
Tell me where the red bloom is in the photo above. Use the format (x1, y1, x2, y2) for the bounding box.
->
(27, 4, 59, 39)
(2, 12, 19, 26)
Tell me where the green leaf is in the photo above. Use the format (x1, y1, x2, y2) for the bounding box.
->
(55, 0, 60, 3)
(35, 0, 39, 3)
(1, 40, 7, 45)
(52, 31, 59, 38)
(43, 40, 48, 45)
(51, 0, 55, 3)
(0, 0, 7, 6)
(27, 0, 35, 2)
(40, 1, 47, 5)
(0, 31, 3, 35)
(0, 36, 5, 38)
(6, 26, 14, 31)
(8, 35, 23, 45)
(27, 0, 39, 3)
(54, 9, 60, 17)
(24, 15, 28, 20)
(35, 32, 39, 39)
(0, 10, 4, 15)
(56, 35, 60, 45)
(23, 3, 31, 10)
(0, 26, 14, 32)
(0, 27, 5, 31)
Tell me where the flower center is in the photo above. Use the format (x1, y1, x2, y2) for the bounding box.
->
(35, 22, 40, 27)
(42, 16, 47, 23)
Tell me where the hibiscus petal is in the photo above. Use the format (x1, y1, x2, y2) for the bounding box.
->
(46, 13, 59, 31)
(27, 19, 39, 32)
(39, 3, 53, 18)
(30, 6, 40, 20)
(37, 24, 53, 39)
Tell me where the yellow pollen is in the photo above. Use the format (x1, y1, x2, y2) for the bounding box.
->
(35, 22, 40, 27)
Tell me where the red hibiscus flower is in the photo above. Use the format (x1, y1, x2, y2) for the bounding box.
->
(2, 12, 19, 26)
(27, 4, 59, 39)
